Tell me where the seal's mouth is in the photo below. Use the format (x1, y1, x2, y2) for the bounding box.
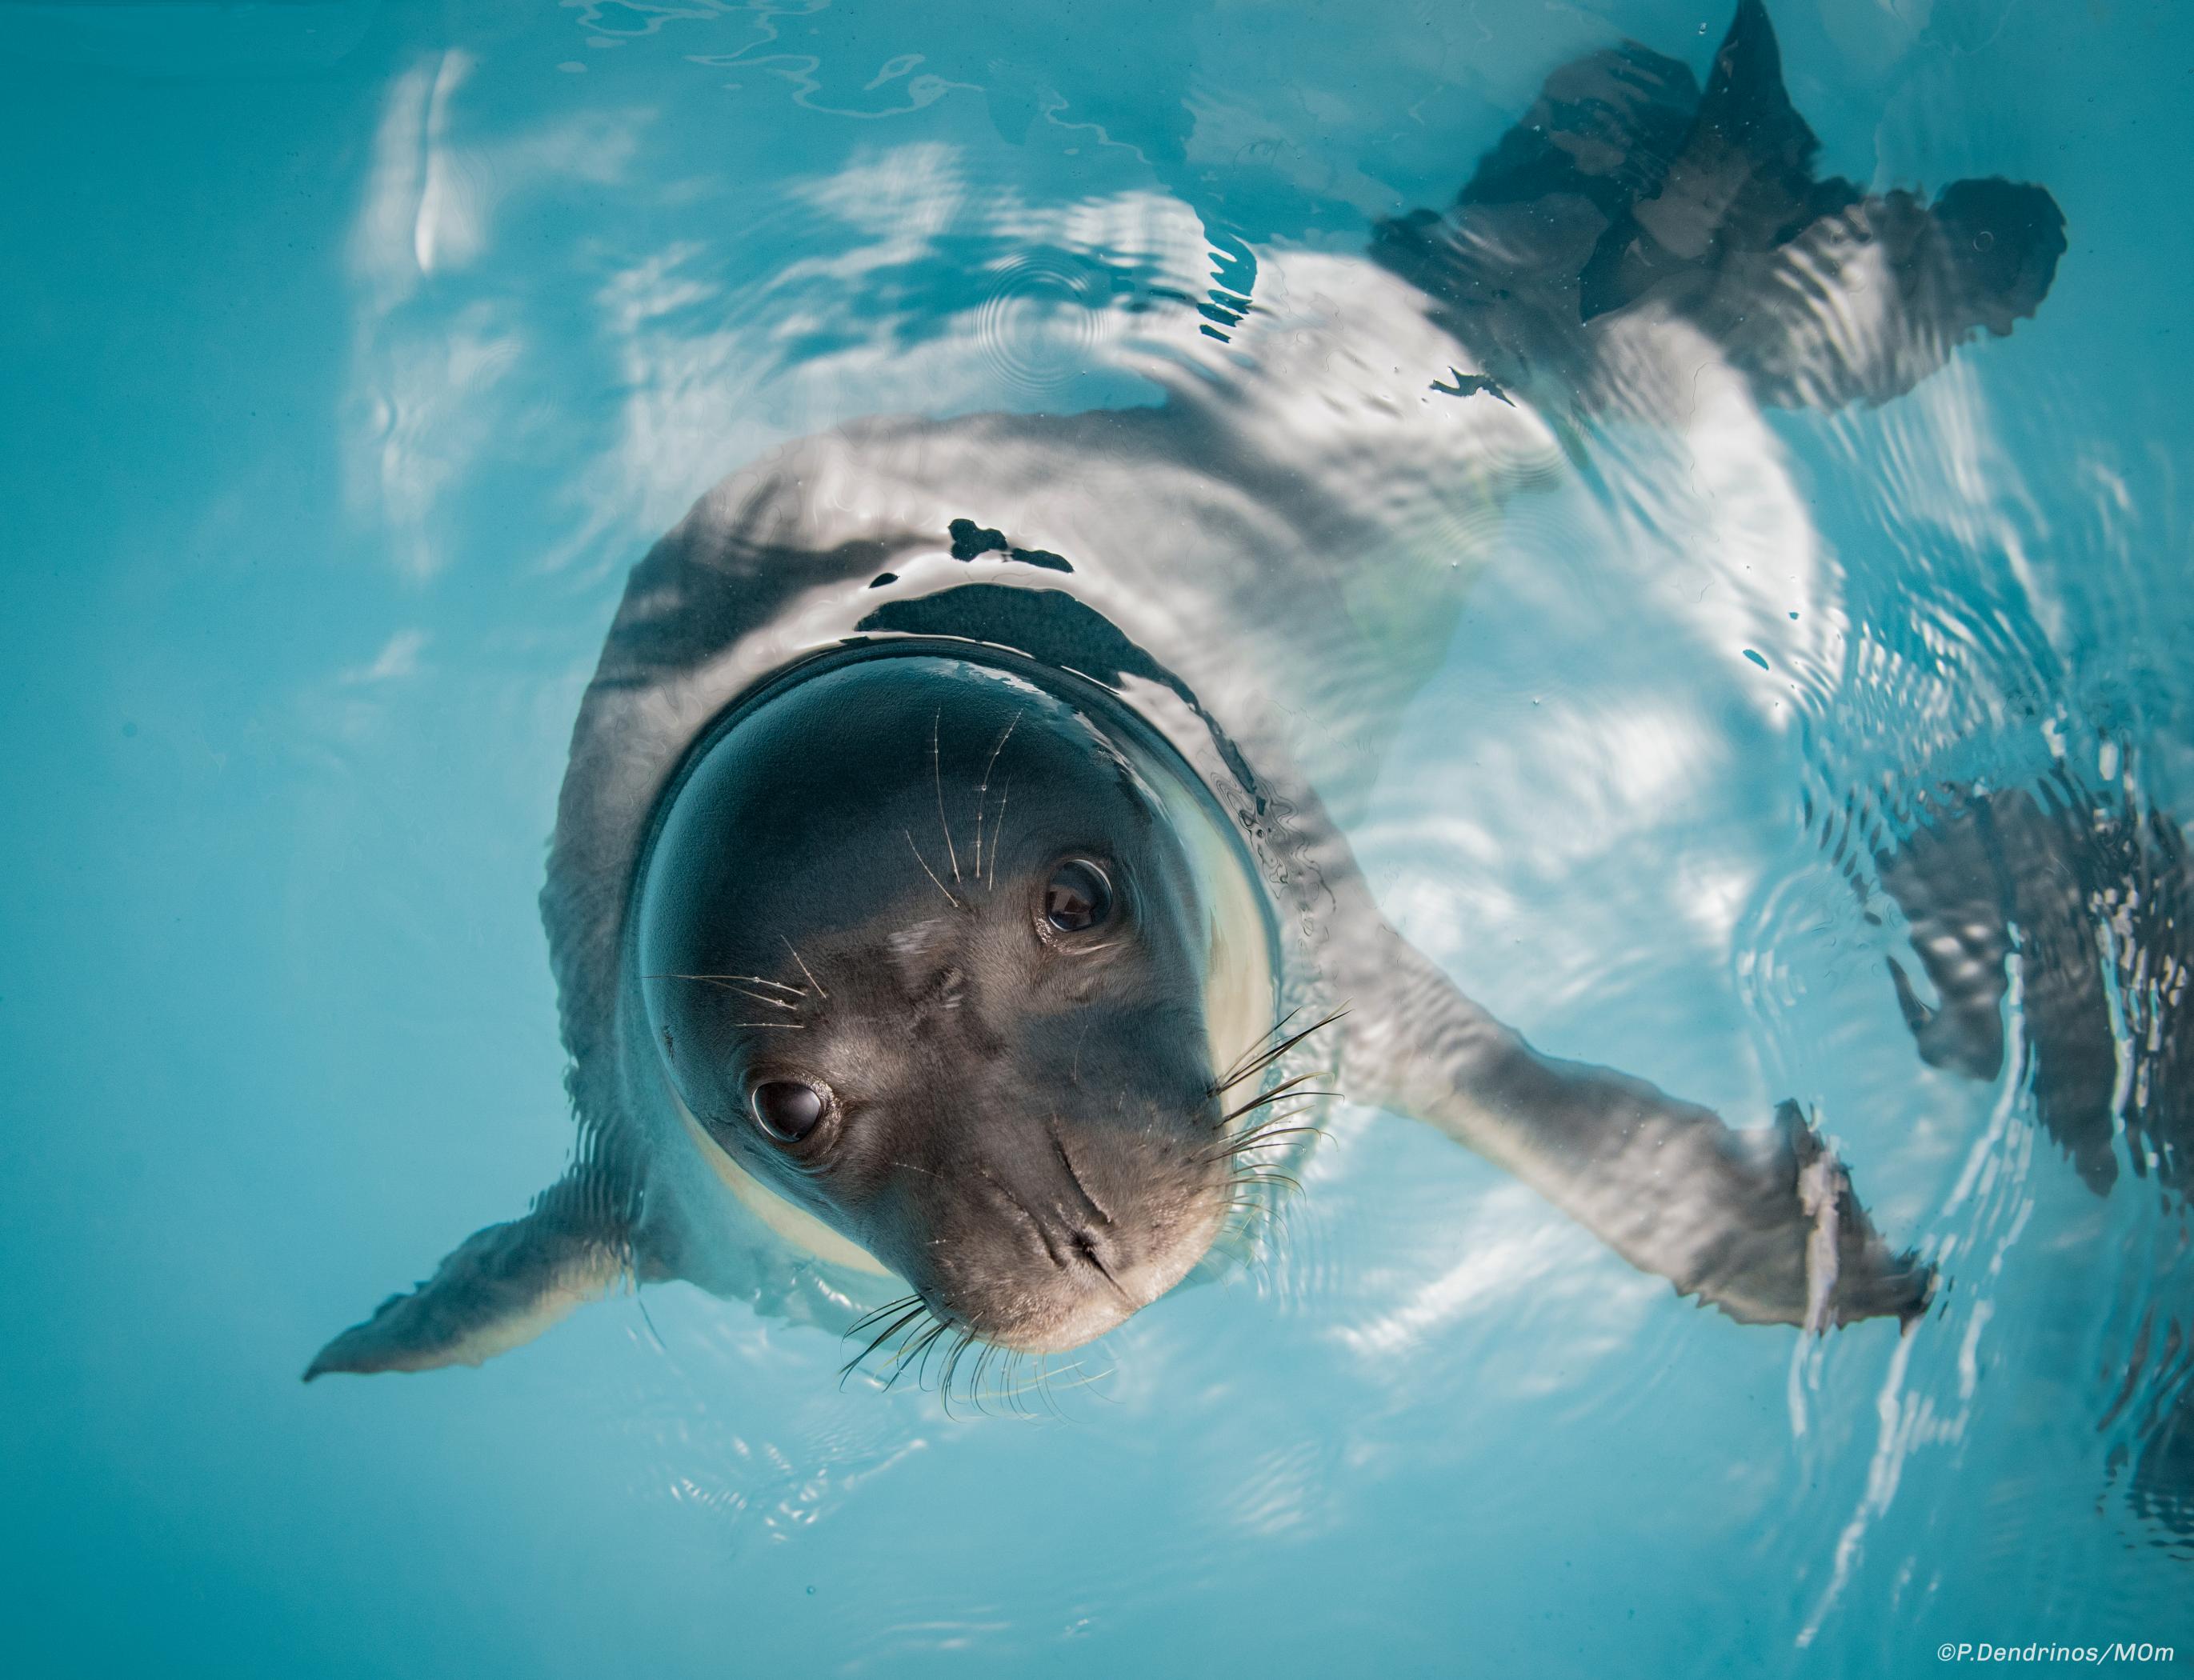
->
(835, 1007, 1347, 1399)
(855, 1103, 1234, 1361)
(933, 1183, 1231, 1357)
(837, 1237, 1212, 1406)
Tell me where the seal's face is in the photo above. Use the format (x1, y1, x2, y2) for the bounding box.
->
(639, 654, 1253, 1353)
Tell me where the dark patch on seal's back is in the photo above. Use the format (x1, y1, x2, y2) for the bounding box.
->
(853, 583, 1263, 814)
(947, 518, 1008, 559)
(948, 517, 1074, 573)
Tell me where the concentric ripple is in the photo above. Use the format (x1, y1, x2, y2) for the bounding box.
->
(973, 250, 1107, 400)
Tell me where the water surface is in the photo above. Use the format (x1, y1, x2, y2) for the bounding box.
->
(3, 2, 2192, 1674)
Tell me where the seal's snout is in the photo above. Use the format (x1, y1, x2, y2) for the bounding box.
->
(908, 1117, 1230, 1354)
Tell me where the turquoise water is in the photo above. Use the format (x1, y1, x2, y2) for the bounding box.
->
(4, 2, 2192, 1675)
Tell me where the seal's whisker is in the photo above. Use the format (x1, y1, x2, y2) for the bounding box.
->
(912, 1320, 953, 1380)
(1027, 1353, 1050, 1418)
(645, 971, 804, 995)
(1210, 1101, 1334, 1148)
(838, 1305, 927, 1386)
(1214, 1007, 1349, 1095)
(905, 829, 968, 912)
(972, 709, 1023, 885)
(1206, 1118, 1328, 1163)
(993, 1350, 1034, 1419)
(735, 988, 801, 1011)
(1227, 1103, 1324, 1138)
(779, 937, 828, 1000)
(878, 1318, 947, 1393)
(1038, 1354, 1075, 1418)
(1223, 1182, 1297, 1220)
(840, 1310, 927, 1387)
(1219, 1070, 1336, 1125)
(1217, 1203, 1281, 1249)
(646, 972, 805, 1010)
(986, 1348, 1057, 1419)
(1219, 1018, 1334, 1096)
(1219, 1003, 1307, 1086)
(838, 1298, 908, 1342)
(891, 1333, 935, 1386)
(1019, 1353, 1054, 1419)
(969, 1342, 998, 1415)
(1036, 1356, 1110, 1402)
(844, 1293, 923, 1338)
(952, 1333, 978, 1412)
(931, 710, 962, 885)
(947, 1328, 982, 1415)
(886, 1320, 948, 1389)
(1034, 1353, 1078, 1418)
(972, 1340, 1009, 1418)
(987, 778, 1011, 889)
(927, 1326, 974, 1415)
(727, 1021, 807, 1030)
(1218, 1126, 1326, 1160)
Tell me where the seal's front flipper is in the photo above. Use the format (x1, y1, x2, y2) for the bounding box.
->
(305, 1173, 631, 1378)
(1346, 926, 1930, 1329)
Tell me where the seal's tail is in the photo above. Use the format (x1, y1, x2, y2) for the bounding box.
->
(1371, 0, 2066, 410)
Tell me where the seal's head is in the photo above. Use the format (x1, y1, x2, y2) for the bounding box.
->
(638, 650, 1274, 1354)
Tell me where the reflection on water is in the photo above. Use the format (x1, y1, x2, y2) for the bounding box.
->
(7, 0, 2194, 1674)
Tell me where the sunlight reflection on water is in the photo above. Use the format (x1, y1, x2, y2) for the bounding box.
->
(6, 2, 2193, 1676)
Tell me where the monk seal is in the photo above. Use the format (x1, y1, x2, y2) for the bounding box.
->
(309, 1, 2064, 1384)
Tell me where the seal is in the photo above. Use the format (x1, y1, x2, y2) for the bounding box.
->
(308, 1, 2064, 1382)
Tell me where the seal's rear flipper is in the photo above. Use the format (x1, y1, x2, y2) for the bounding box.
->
(1345, 924, 1931, 1330)
(1575, 0, 1842, 323)
(1873, 783, 2193, 1198)
(305, 1173, 631, 1378)
(1373, 0, 2065, 411)
(1696, 174, 2066, 409)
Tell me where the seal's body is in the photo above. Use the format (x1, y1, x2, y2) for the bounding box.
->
(310, 2, 2064, 1380)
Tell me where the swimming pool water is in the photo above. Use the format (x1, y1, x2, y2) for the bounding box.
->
(3, 2, 2191, 1675)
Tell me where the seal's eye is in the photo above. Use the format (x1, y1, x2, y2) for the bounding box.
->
(751, 1078, 827, 1143)
(1042, 859, 1112, 934)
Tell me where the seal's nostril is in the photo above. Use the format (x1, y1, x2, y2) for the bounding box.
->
(1069, 1230, 1102, 1268)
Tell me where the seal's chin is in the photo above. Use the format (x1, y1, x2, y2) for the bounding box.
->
(939, 1196, 1230, 1355)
